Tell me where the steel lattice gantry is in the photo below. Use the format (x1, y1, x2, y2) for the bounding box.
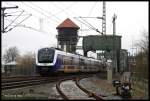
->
(82, 35, 122, 73)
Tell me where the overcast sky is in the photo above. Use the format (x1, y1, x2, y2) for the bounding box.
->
(1, 1, 148, 57)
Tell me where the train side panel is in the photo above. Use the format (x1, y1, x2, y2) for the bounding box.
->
(36, 47, 107, 75)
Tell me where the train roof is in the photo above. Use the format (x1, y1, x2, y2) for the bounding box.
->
(55, 49, 100, 61)
(38, 47, 101, 62)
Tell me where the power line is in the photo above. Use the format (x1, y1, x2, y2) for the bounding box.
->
(51, 3, 98, 35)
(74, 17, 102, 34)
(54, 2, 102, 35)
(5, 14, 31, 16)
(14, 2, 60, 31)
(3, 2, 49, 33)
(5, 14, 32, 33)
(4, 10, 23, 14)
(5, 2, 30, 15)
(77, 17, 103, 19)
(50, 2, 93, 32)
(5, 18, 49, 34)
(74, 18, 92, 29)
(4, 10, 24, 31)
(88, 2, 97, 16)
(50, 2, 77, 18)
(1, 5, 19, 33)
(21, 2, 60, 24)
(2, 3, 36, 33)
(30, 2, 61, 22)
(80, 17, 98, 31)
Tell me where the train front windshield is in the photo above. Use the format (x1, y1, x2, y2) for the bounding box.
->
(38, 48, 55, 63)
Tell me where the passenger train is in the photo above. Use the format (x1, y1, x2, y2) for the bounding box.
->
(36, 47, 107, 75)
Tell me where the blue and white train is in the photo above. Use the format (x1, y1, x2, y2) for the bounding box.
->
(36, 47, 107, 75)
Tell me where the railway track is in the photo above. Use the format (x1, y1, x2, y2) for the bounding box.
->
(2, 73, 98, 90)
(2, 76, 51, 90)
(56, 76, 104, 100)
(2, 75, 42, 83)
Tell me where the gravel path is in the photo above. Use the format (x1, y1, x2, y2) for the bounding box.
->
(2, 82, 63, 99)
(60, 80, 95, 100)
(79, 76, 122, 100)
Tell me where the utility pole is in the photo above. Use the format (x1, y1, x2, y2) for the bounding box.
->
(1, 8, 5, 33)
(102, 1, 106, 35)
(1, 6, 18, 33)
(112, 13, 117, 73)
(112, 14, 117, 35)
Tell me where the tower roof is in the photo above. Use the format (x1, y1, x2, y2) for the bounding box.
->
(56, 18, 80, 29)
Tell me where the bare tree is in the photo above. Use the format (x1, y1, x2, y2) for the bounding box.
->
(134, 30, 148, 79)
(135, 30, 148, 53)
(16, 52, 36, 75)
(3, 46, 20, 63)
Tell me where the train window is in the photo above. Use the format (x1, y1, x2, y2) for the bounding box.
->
(65, 57, 70, 65)
(64, 56, 73, 65)
(63, 56, 68, 65)
(38, 48, 55, 63)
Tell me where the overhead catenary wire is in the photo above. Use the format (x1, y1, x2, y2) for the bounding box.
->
(6, 2, 59, 31)
(51, 3, 94, 36)
(81, 18, 102, 34)
(74, 17, 93, 30)
(20, 2, 62, 31)
(5, 19, 53, 35)
(47, 2, 93, 33)
(4, 2, 102, 35)
(50, 2, 78, 18)
(5, 2, 31, 16)
(30, 2, 62, 22)
(88, 2, 97, 16)
(21, 2, 60, 24)
(4, 2, 36, 32)
(5, 19, 42, 32)
(5, 14, 32, 17)
(80, 17, 98, 30)
(74, 17, 102, 34)
(4, 10, 24, 30)
(75, 18, 99, 34)
(4, 2, 57, 35)
(4, 10, 24, 15)
(3, 3, 36, 33)
(52, 2, 102, 34)
(5, 14, 32, 33)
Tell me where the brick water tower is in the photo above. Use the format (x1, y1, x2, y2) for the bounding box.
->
(56, 18, 80, 53)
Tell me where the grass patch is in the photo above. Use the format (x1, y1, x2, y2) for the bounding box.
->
(131, 76, 148, 99)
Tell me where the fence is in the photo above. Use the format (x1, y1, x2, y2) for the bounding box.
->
(3, 64, 38, 77)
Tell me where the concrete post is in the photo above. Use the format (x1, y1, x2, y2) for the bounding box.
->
(64, 44, 66, 52)
(107, 59, 113, 83)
